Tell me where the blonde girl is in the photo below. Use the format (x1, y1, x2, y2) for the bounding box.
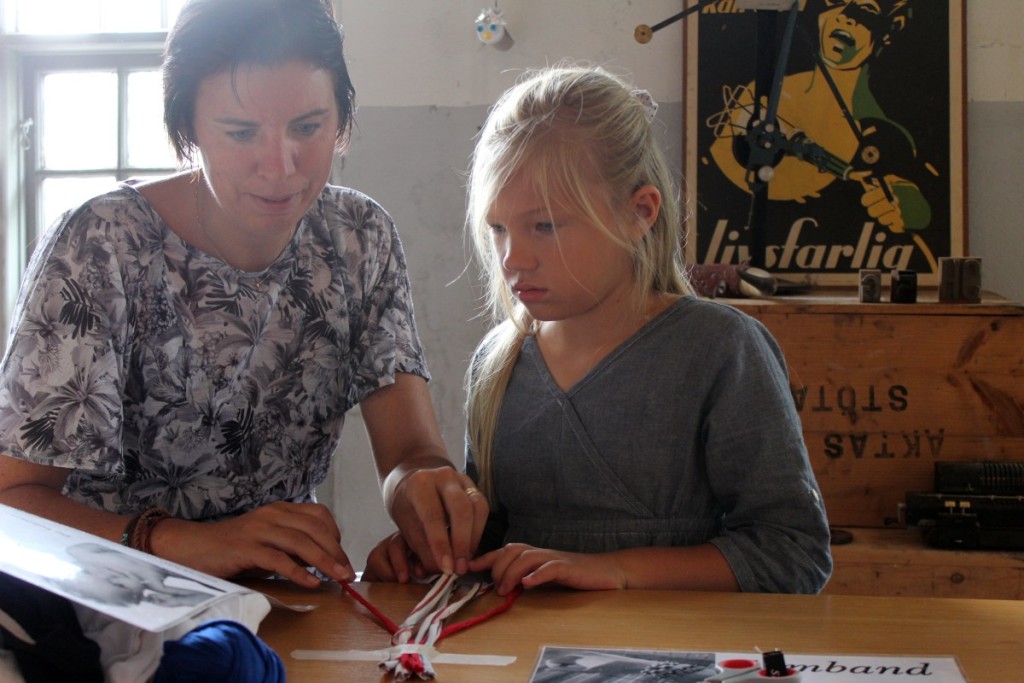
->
(366, 65, 831, 594)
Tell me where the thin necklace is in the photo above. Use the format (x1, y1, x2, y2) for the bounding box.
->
(194, 178, 270, 291)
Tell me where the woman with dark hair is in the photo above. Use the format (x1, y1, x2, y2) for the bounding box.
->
(0, 0, 485, 587)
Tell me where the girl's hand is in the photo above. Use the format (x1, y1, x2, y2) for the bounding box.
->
(362, 531, 430, 583)
(150, 501, 354, 588)
(468, 543, 626, 595)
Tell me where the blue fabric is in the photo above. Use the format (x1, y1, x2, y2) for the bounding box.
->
(154, 619, 284, 683)
(0, 572, 104, 683)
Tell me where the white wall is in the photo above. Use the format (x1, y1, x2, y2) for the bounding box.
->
(965, 1, 1024, 306)
(338, 0, 686, 107)
(324, 1, 1024, 572)
(967, 1, 1024, 103)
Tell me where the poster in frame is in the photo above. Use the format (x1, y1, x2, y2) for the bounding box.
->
(682, 0, 966, 286)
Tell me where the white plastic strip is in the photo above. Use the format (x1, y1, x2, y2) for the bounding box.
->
(291, 648, 516, 667)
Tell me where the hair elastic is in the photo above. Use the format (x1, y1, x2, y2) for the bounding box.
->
(631, 88, 659, 123)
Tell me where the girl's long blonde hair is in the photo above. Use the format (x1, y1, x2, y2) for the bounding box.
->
(465, 65, 694, 500)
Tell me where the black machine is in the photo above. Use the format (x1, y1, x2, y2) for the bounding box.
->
(904, 462, 1024, 550)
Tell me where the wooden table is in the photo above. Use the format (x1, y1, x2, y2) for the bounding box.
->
(249, 579, 1024, 682)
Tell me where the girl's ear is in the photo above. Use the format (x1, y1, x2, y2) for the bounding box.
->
(628, 184, 661, 241)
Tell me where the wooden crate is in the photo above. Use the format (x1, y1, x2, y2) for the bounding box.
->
(725, 289, 1024, 528)
(824, 528, 1024, 599)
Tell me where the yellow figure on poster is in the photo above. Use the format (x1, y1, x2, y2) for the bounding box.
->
(707, 0, 932, 234)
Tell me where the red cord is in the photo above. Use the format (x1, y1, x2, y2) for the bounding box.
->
(340, 579, 522, 644)
(340, 580, 400, 633)
(438, 585, 522, 640)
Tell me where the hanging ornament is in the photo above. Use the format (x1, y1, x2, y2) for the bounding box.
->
(475, 7, 514, 50)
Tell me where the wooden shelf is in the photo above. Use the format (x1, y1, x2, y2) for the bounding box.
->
(723, 289, 1024, 316)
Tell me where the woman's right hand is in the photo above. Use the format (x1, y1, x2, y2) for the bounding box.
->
(151, 501, 355, 588)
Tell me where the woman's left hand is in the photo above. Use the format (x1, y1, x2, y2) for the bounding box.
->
(468, 543, 626, 595)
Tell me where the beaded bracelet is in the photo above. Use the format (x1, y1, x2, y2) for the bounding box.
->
(120, 507, 173, 554)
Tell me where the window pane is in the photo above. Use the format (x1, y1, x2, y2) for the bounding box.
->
(12, 0, 182, 33)
(127, 70, 177, 169)
(39, 176, 119, 233)
(41, 72, 118, 170)
(100, 0, 161, 32)
(16, 0, 102, 34)
(167, 0, 187, 26)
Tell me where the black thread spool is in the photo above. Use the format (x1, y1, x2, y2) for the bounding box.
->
(762, 649, 790, 677)
(890, 269, 917, 304)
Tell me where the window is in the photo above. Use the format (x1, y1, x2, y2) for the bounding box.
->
(1, 1, 185, 342)
(23, 52, 178, 240)
(5, 0, 185, 34)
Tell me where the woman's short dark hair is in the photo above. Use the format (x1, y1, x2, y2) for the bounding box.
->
(163, 0, 355, 162)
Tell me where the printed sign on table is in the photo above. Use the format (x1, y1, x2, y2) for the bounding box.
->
(528, 647, 966, 683)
